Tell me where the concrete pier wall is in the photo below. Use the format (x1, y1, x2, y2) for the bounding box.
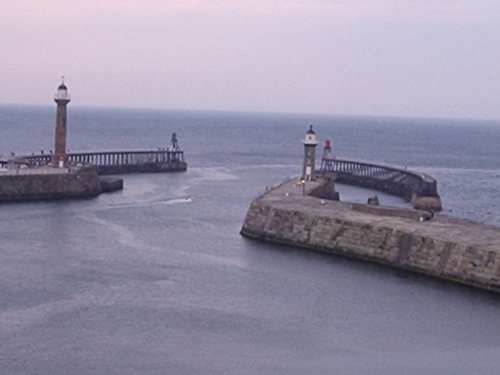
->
(241, 178, 500, 293)
(0, 166, 122, 202)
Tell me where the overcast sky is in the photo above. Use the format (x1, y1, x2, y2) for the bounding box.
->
(2, 0, 500, 119)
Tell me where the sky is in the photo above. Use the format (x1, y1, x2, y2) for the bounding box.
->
(1, 0, 500, 120)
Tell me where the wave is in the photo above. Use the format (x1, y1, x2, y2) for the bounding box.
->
(97, 196, 192, 212)
(233, 163, 297, 170)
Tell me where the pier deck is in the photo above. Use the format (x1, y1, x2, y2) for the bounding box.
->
(242, 177, 500, 293)
(263, 178, 500, 249)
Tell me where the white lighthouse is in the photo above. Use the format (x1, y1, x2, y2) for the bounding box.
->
(52, 77, 71, 168)
(302, 125, 318, 181)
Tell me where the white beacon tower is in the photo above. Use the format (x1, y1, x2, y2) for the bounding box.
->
(302, 125, 318, 181)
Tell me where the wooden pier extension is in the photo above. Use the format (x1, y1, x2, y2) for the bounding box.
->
(320, 158, 441, 211)
(11, 150, 187, 175)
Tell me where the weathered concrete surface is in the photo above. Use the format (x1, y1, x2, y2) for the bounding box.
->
(98, 176, 124, 192)
(241, 178, 500, 293)
(0, 166, 123, 202)
(308, 176, 340, 201)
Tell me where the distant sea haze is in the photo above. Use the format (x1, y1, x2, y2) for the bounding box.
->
(0, 105, 499, 374)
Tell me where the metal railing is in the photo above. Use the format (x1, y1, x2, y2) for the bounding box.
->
(320, 158, 439, 200)
(16, 150, 185, 168)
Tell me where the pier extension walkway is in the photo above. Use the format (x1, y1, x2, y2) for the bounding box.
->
(320, 158, 441, 211)
(2, 149, 187, 175)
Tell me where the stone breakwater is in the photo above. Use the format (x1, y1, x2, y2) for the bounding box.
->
(0, 166, 123, 202)
(240, 178, 500, 293)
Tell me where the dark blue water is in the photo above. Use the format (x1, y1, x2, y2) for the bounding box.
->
(0, 105, 499, 374)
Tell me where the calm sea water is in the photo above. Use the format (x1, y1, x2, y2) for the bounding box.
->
(0, 105, 499, 374)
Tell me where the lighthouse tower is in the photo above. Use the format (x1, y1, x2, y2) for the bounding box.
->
(52, 78, 71, 168)
(302, 125, 318, 181)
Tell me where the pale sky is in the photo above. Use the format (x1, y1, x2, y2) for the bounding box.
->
(1, 0, 500, 119)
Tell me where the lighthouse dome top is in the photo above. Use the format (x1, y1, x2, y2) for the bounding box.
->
(306, 125, 316, 135)
(54, 77, 71, 101)
(303, 125, 318, 146)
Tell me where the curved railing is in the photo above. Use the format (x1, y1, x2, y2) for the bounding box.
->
(320, 158, 439, 202)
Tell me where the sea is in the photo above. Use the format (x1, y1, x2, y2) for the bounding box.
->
(0, 105, 499, 374)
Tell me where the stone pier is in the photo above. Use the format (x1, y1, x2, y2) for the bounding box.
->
(0, 166, 123, 202)
(241, 177, 500, 293)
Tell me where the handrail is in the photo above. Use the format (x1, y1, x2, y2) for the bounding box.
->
(322, 158, 434, 181)
(320, 158, 439, 200)
(15, 150, 185, 167)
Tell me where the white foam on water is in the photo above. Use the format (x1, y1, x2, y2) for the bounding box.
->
(79, 211, 159, 252)
(233, 163, 297, 170)
(100, 196, 193, 211)
(188, 166, 239, 181)
(157, 197, 193, 205)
